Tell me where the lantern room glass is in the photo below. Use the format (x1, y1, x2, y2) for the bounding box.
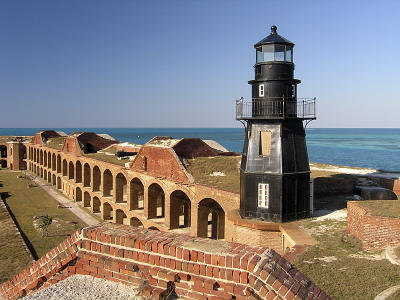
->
(256, 44, 293, 63)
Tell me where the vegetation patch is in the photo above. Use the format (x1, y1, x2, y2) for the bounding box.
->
(358, 200, 400, 219)
(0, 170, 86, 258)
(85, 153, 129, 166)
(0, 196, 33, 283)
(185, 156, 240, 193)
(45, 137, 66, 150)
(293, 217, 400, 300)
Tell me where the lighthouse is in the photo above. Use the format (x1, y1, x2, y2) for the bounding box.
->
(236, 25, 316, 222)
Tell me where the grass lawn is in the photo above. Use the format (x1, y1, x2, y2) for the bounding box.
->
(85, 153, 128, 166)
(293, 216, 400, 300)
(0, 201, 33, 283)
(0, 170, 86, 259)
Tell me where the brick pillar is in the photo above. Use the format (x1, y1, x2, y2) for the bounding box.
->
(127, 182, 132, 210)
(113, 174, 117, 202)
(191, 199, 200, 237)
(144, 186, 149, 219)
(164, 192, 171, 229)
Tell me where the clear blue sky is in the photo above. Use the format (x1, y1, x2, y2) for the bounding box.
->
(1, 0, 399, 128)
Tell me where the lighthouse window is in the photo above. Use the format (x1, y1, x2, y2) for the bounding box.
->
(274, 44, 285, 61)
(285, 46, 293, 62)
(262, 44, 274, 61)
(256, 48, 263, 63)
(258, 183, 269, 208)
(259, 131, 271, 156)
(259, 84, 264, 97)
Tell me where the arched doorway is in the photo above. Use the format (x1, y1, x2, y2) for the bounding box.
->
(68, 161, 74, 180)
(48, 152, 51, 168)
(76, 187, 82, 202)
(84, 163, 91, 187)
(116, 209, 127, 224)
(93, 166, 101, 192)
(52, 174, 56, 186)
(102, 202, 113, 221)
(56, 154, 60, 173)
(103, 169, 113, 197)
(48, 171, 51, 183)
(62, 159, 67, 176)
(130, 178, 144, 210)
(170, 190, 191, 229)
(130, 217, 144, 228)
(76, 161, 82, 183)
(84, 192, 91, 207)
(43, 151, 47, 167)
(197, 198, 225, 240)
(89, 196, 101, 214)
(93, 197, 101, 213)
(116, 173, 127, 203)
(148, 226, 160, 231)
(148, 183, 165, 219)
(43, 170, 47, 181)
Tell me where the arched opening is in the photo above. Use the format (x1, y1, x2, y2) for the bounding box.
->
(68, 161, 74, 180)
(52, 174, 56, 186)
(130, 217, 144, 228)
(76, 161, 82, 183)
(48, 152, 51, 168)
(44, 170, 47, 181)
(170, 190, 191, 229)
(57, 177, 61, 189)
(93, 197, 101, 213)
(33, 149, 36, 162)
(130, 178, 144, 210)
(102, 202, 113, 221)
(43, 151, 47, 167)
(84, 163, 91, 187)
(22, 161, 27, 171)
(148, 183, 165, 219)
(116, 173, 127, 203)
(0, 146, 7, 158)
(103, 169, 113, 197)
(93, 166, 101, 192)
(40, 167, 43, 178)
(148, 226, 160, 231)
(116, 209, 127, 224)
(40, 150, 43, 165)
(197, 198, 225, 240)
(47, 171, 51, 183)
(56, 154, 60, 173)
(0, 160, 6, 168)
(84, 192, 91, 207)
(62, 159, 67, 176)
(76, 187, 82, 202)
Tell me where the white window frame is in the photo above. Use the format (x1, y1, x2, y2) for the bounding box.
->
(258, 183, 269, 208)
(259, 84, 265, 97)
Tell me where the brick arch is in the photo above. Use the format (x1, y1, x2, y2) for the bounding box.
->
(116, 209, 127, 225)
(84, 163, 91, 187)
(197, 198, 225, 240)
(129, 177, 144, 211)
(170, 190, 191, 229)
(83, 191, 91, 207)
(47, 151, 51, 168)
(148, 183, 165, 220)
(76, 160, 82, 183)
(56, 154, 60, 173)
(92, 166, 101, 192)
(76, 187, 82, 202)
(102, 202, 113, 221)
(43, 150, 47, 167)
(40, 149, 43, 165)
(103, 169, 113, 197)
(130, 217, 144, 228)
(115, 173, 127, 203)
(62, 159, 67, 176)
(68, 161, 75, 180)
(92, 196, 101, 213)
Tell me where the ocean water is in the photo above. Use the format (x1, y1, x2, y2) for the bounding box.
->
(1, 128, 399, 172)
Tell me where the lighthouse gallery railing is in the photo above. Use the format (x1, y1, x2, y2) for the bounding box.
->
(236, 97, 316, 120)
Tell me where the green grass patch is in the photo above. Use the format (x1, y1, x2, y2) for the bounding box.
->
(294, 218, 400, 300)
(85, 153, 128, 166)
(0, 170, 86, 259)
(185, 156, 240, 193)
(0, 201, 33, 283)
(45, 137, 66, 150)
(358, 200, 400, 219)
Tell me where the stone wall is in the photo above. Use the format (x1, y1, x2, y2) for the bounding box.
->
(0, 223, 331, 300)
(347, 201, 400, 250)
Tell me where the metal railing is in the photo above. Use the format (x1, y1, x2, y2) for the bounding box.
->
(236, 97, 316, 120)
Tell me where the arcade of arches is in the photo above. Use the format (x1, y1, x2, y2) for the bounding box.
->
(24, 143, 243, 243)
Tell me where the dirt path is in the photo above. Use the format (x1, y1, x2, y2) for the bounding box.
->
(28, 175, 99, 227)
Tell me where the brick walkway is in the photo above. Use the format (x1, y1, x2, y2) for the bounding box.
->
(28, 175, 99, 226)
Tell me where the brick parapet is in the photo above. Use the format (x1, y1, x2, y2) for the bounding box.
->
(0, 223, 330, 300)
(347, 201, 400, 251)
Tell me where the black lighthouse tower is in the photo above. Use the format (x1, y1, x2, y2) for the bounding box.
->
(237, 25, 316, 223)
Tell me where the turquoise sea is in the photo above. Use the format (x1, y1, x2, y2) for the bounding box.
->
(1, 128, 399, 172)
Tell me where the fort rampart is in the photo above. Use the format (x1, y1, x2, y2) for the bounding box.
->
(0, 223, 330, 300)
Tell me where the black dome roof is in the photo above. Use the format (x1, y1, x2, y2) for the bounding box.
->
(254, 25, 294, 47)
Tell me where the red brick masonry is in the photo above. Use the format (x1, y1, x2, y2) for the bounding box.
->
(0, 223, 331, 300)
(347, 201, 400, 251)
